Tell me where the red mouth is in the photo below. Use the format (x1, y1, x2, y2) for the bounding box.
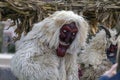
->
(56, 43, 69, 57)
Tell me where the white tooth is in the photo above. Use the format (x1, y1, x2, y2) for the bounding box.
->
(60, 41, 69, 46)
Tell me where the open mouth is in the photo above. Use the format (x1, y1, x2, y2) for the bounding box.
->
(56, 41, 70, 57)
(108, 53, 115, 56)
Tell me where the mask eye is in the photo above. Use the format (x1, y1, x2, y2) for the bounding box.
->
(72, 33, 75, 36)
(63, 30, 67, 33)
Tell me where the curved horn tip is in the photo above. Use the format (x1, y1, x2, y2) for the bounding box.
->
(99, 25, 111, 38)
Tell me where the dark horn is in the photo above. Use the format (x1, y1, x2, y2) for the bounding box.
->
(99, 25, 111, 38)
(116, 31, 120, 38)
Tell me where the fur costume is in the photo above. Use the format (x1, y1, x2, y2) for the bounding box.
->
(78, 28, 120, 80)
(11, 11, 89, 80)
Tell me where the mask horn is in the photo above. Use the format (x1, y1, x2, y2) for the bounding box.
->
(99, 25, 111, 38)
(116, 31, 120, 38)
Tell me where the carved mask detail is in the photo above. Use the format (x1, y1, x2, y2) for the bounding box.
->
(57, 22, 78, 57)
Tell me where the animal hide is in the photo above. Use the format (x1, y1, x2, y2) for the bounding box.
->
(11, 10, 89, 80)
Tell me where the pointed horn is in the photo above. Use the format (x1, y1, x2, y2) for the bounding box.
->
(99, 25, 111, 38)
(116, 31, 120, 38)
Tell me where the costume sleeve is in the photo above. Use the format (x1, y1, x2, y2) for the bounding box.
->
(109, 71, 120, 80)
(99, 76, 110, 80)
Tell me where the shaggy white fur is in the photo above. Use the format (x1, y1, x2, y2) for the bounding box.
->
(11, 10, 89, 80)
(78, 28, 120, 80)
(78, 30, 108, 68)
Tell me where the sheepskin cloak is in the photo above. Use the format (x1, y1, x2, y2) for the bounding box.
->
(11, 11, 89, 80)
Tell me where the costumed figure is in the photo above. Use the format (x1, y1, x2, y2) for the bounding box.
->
(11, 11, 89, 80)
(78, 26, 120, 80)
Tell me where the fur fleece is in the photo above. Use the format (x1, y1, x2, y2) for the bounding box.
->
(11, 11, 89, 80)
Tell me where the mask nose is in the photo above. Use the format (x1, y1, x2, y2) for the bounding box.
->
(65, 33, 72, 44)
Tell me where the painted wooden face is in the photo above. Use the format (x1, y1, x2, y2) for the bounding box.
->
(106, 43, 118, 64)
(56, 22, 78, 57)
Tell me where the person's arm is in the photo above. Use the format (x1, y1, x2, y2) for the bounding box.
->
(109, 71, 120, 80)
(99, 63, 117, 80)
(99, 72, 120, 80)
